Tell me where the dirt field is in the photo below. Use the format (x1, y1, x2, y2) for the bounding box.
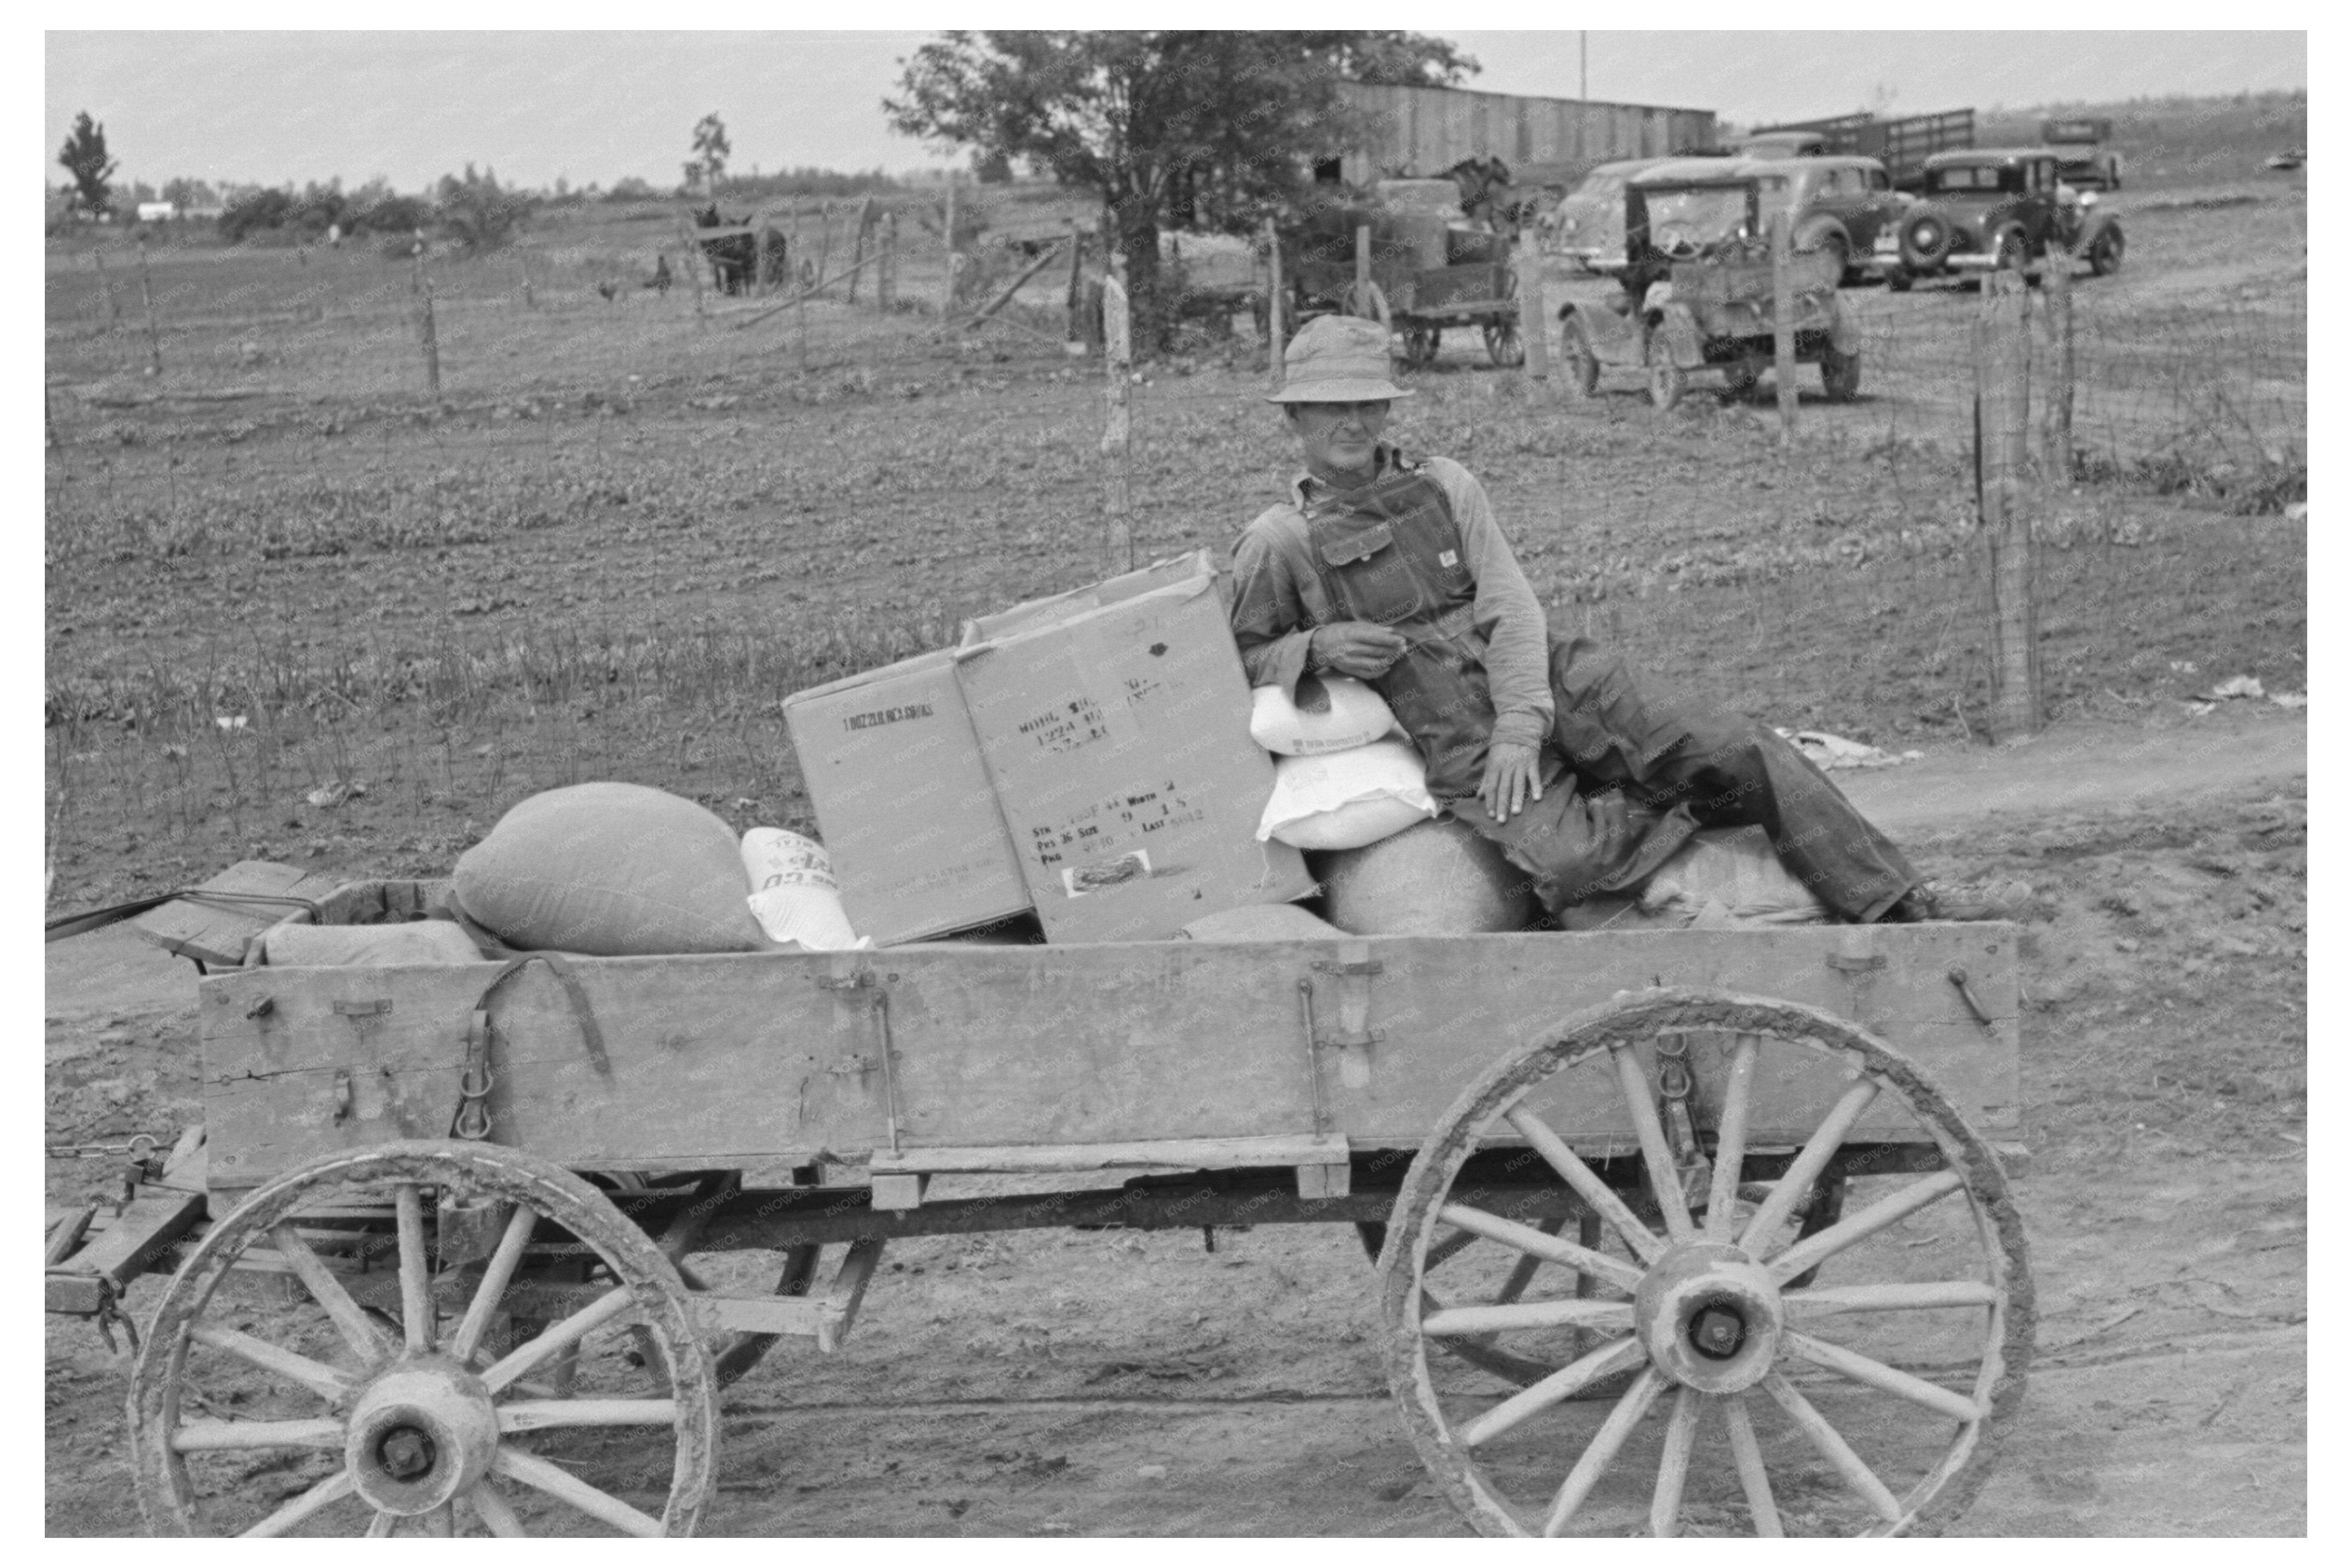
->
(45, 146, 2303, 1535)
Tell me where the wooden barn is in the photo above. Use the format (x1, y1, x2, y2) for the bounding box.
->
(1328, 82, 1717, 185)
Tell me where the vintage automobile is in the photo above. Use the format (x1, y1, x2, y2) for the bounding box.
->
(2041, 118, 2124, 190)
(1748, 157, 1911, 283)
(1540, 157, 1676, 273)
(1874, 148, 2125, 290)
(1558, 163, 1861, 411)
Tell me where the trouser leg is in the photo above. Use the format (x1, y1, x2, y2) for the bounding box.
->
(1622, 715, 1920, 923)
(1478, 637, 1919, 923)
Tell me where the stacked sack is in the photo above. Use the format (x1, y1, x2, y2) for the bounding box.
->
(1249, 675, 1437, 851)
(451, 782, 870, 958)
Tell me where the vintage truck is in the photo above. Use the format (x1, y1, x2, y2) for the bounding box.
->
(1741, 109, 1976, 193)
(1559, 161, 1861, 410)
(1874, 147, 2126, 290)
(2041, 118, 2124, 191)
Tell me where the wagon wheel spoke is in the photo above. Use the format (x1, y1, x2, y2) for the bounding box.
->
(1648, 1386, 1704, 1537)
(1503, 1104, 1665, 1264)
(450, 1202, 539, 1364)
(1721, 1392, 1783, 1537)
(479, 1284, 638, 1394)
(1780, 1330, 1982, 1423)
(1435, 1203, 1645, 1293)
(423, 1502, 454, 1537)
(1760, 1370, 1904, 1524)
(1783, 1279, 1998, 1318)
(1421, 1298, 1633, 1337)
(169, 1417, 343, 1453)
(1702, 1036, 1761, 1240)
(1607, 1043, 1696, 1241)
(363, 1509, 397, 1539)
(491, 1446, 664, 1537)
(1737, 1075, 1880, 1255)
(188, 1324, 351, 1403)
(267, 1223, 392, 1367)
(467, 1481, 529, 1538)
(1541, 1365, 1668, 1537)
(1766, 1171, 1963, 1283)
(239, 1469, 357, 1538)
(1457, 1336, 1648, 1448)
(394, 1182, 435, 1353)
(497, 1398, 680, 1432)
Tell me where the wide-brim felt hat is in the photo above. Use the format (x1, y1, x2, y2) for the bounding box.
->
(1264, 313, 1415, 403)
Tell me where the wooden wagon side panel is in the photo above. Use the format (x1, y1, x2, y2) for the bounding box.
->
(198, 925, 2014, 1190)
(198, 956, 889, 1187)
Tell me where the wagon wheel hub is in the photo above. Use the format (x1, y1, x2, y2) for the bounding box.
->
(1634, 1241, 1783, 1394)
(343, 1357, 501, 1516)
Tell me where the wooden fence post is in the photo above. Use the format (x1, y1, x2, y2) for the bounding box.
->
(939, 169, 960, 317)
(1100, 253, 1135, 573)
(1516, 232, 1549, 382)
(678, 223, 708, 327)
(2040, 250, 2074, 481)
(411, 236, 441, 397)
(814, 201, 836, 297)
(848, 196, 875, 305)
(1065, 218, 1086, 349)
(90, 249, 120, 331)
(879, 211, 898, 313)
(1265, 216, 1286, 381)
(135, 233, 163, 376)
(1974, 270, 2040, 740)
(518, 252, 535, 310)
(1354, 223, 1372, 315)
(1771, 209, 1797, 443)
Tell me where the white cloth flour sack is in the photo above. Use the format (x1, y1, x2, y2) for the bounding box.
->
(1249, 673, 1398, 756)
(1256, 738, 1437, 851)
(740, 828, 866, 951)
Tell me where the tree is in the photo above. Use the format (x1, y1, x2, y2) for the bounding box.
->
(685, 112, 731, 193)
(885, 32, 1473, 346)
(58, 111, 119, 215)
(435, 163, 529, 252)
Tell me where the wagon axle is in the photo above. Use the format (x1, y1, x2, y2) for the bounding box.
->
(1688, 1304, 1746, 1360)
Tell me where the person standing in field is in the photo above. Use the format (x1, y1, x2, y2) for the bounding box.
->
(1228, 312, 1997, 923)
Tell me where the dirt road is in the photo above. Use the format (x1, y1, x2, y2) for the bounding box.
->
(44, 704, 2305, 1536)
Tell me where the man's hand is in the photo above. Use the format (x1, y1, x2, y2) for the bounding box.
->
(1308, 621, 1408, 680)
(1478, 741, 1543, 821)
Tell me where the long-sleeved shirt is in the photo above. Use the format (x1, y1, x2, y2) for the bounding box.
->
(1228, 446, 1555, 756)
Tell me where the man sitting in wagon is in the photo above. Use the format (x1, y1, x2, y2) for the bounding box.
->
(1230, 313, 1996, 924)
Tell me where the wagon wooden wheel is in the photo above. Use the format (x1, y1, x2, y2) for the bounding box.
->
(129, 1140, 718, 1537)
(1381, 990, 2031, 1537)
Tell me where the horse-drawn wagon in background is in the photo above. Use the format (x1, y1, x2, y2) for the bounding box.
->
(50, 865, 2030, 1537)
(1283, 172, 1529, 369)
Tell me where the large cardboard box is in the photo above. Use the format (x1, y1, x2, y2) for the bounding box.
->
(954, 574, 1314, 944)
(781, 651, 1029, 945)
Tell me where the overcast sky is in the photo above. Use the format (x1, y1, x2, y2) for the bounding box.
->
(44, 28, 2308, 194)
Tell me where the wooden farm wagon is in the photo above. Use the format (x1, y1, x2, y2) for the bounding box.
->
(49, 869, 2032, 1537)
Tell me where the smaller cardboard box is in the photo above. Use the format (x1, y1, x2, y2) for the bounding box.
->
(782, 651, 1030, 945)
(955, 574, 1314, 943)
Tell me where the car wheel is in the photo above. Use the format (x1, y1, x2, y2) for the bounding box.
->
(1898, 211, 1952, 271)
(2089, 229, 2125, 277)
(1645, 336, 1685, 412)
(1719, 359, 1760, 401)
(1884, 268, 1914, 293)
(1819, 345, 1861, 403)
